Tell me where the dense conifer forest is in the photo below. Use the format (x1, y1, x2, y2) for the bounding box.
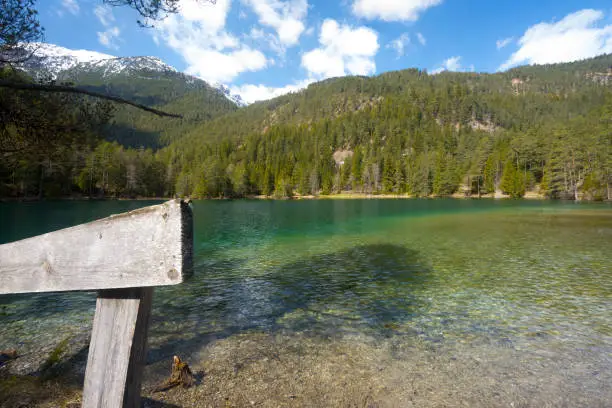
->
(1, 54, 611, 200)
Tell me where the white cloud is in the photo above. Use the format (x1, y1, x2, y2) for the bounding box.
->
(94, 5, 115, 27)
(443, 56, 462, 70)
(496, 36, 513, 50)
(154, 0, 269, 83)
(387, 33, 410, 57)
(301, 19, 379, 79)
(499, 9, 612, 71)
(231, 78, 313, 103)
(248, 27, 285, 56)
(250, 27, 266, 39)
(352, 0, 442, 22)
(94, 5, 120, 49)
(242, 0, 308, 46)
(430, 56, 462, 74)
(98, 27, 121, 49)
(62, 0, 79, 15)
(417, 32, 426, 46)
(185, 48, 268, 82)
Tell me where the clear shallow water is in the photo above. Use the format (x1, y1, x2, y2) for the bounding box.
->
(1, 199, 611, 403)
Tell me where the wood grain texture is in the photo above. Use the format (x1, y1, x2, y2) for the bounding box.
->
(82, 288, 153, 408)
(0, 199, 193, 294)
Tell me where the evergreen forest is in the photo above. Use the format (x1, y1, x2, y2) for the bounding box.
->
(2, 54, 611, 201)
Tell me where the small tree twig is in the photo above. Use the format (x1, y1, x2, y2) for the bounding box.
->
(152, 355, 195, 392)
(0, 80, 183, 118)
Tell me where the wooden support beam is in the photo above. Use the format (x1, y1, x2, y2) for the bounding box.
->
(0, 199, 193, 294)
(82, 288, 154, 408)
(0, 200, 195, 406)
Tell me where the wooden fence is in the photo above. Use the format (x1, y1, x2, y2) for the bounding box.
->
(0, 199, 194, 407)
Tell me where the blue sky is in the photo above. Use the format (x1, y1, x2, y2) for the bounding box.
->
(42, 0, 612, 102)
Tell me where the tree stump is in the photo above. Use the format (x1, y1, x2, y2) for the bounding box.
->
(153, 356, 195, 392)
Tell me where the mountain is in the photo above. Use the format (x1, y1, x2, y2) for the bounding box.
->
(13, 43, 244, 147)
(3, 46, 610, 201)
(15, 43, 181, 81)
(17, 43, 116, 76)
(165, 54, 611, 200)
(173, 54, 612, 147)
(214, 83, 246, 107)
(20, 43, 246, 106)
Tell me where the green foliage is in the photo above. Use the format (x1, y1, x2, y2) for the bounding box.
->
(56, 68, 238, 148)
(483, 155, 497, 194)
(40, 337, 70, 376)
(500, 160, 526, 198)
(104, 0, 184, 26)
(2, 54, 611, 201)
(160, 55, 610, 200)
(433, 151, 458, 196)
(0, 0, 44, 63)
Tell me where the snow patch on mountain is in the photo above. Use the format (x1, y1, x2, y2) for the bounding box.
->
(214, 83, 247, 107)
(20, 42, 115, 74)
(21, 43, 177, 77)
(75, 56, 178, 77)
(15, 42, 246, 106)
(28, 42, 114, 63)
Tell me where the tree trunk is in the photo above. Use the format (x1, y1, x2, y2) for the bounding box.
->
(574, 185, 579, 201)
(37, 164, 44, 200)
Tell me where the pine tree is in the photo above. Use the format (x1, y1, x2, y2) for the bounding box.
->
(483, 155, 496, 194)
(500, 160, 525, 198)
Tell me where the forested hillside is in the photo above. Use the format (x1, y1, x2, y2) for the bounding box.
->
(164, 55, 611, 200)
(55, 59, 239, 148)
(1, 54, 611, 200)
(0, 53, 237, 198)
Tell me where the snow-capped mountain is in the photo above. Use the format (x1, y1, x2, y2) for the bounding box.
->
(14, 43, 245, 106)
(18, 43, 115, 74)
(19, 43, 178, 77)
(214, 83, 246, 107)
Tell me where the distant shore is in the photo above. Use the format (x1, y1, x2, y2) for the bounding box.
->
(4, 191, 608, 202)
(249, 191, 548, 200)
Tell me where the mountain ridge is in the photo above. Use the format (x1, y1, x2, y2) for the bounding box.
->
(172, 53, 612, 147)
(6, 42, 245, 148)
(16, 42, 245, 107)
(2, 48, 610, 200)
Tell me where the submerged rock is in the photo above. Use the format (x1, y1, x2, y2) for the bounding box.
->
(0, 349, 18, 366)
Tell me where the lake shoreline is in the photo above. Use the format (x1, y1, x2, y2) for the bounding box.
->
(0, 193, 572, 202)
(260, 191, 548, 200)
(3, 191, 610, 202)
(3, 327, 611, 408)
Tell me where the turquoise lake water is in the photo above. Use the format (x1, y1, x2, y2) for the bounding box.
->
(1, 199, 611, 405)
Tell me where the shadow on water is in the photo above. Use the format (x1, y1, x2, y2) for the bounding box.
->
(147, 244, 432, 364)
(1, 244, 432, 390)
(0, 293, 94, 322)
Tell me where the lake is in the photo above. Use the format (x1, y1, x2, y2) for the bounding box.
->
(1, 199, 611, 407)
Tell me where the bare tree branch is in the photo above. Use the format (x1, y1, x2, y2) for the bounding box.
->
(0, 80, 183, 118)
(103, 0, 216, 26)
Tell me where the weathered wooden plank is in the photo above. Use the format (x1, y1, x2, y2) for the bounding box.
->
(82, 288, 154, 408)
(0, 199, 193, 294)
(122, 288, 154, 407)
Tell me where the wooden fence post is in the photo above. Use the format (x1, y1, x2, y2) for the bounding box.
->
(83, 288, 154, 408)
(0, 200, 193, 407)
